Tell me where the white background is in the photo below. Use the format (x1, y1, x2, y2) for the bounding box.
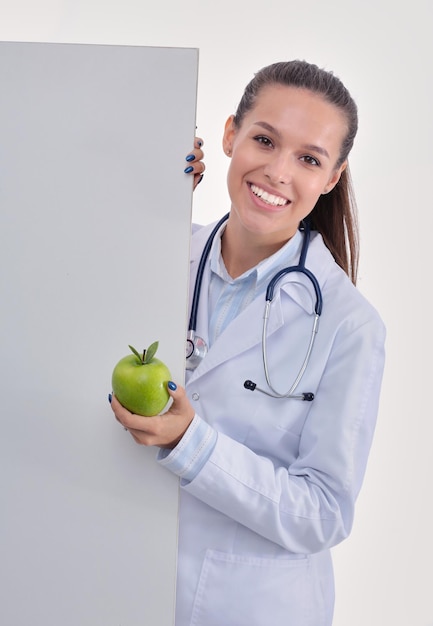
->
(1, 1, 432, 625)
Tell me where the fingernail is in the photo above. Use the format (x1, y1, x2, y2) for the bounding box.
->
(185, 154, 195, 162)
(108, 393, 112, 404)
(184, 166, 193, 174)
(196, 173, 204, 185)
(168, 381, 177, 391)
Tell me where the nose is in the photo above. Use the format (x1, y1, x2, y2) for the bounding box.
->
(263, 152, 292, 185)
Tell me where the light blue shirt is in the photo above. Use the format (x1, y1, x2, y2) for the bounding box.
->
(208, 225, 303, 346)
(158, 225, 303, 479)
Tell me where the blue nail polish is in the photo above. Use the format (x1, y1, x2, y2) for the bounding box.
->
(108, 393, 112, 403)
(184, 166, 193, 174)
(186, 154, 195, 162)
(168, 381, 177, 391)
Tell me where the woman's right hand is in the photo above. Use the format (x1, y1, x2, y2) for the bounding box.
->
(110, 382, 195, 450)
(185, 136, 205, 190)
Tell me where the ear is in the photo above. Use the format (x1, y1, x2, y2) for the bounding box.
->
(222, 115, 236, 156)
(322, 161, 347, 194)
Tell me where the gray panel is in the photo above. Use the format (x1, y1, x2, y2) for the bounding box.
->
(0, 42, 198, 625)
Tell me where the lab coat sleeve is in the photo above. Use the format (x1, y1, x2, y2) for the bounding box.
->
(157, 414, 218, 480)
(161, 315, 385, 555)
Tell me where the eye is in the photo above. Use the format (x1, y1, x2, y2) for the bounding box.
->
(300, 155, 320, 166)
(253, 135, 274, 148)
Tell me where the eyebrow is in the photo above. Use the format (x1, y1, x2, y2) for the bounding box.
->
(253, 121, 330, 160)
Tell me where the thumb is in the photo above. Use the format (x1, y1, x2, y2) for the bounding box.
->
(166, 381, 194, 419)
(167, 380, 187, 404)
(167, 380, 180, 397)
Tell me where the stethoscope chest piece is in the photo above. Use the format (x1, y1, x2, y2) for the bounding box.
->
(186, 331, 207, 370)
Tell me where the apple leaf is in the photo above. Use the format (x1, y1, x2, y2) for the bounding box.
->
(128, 344, 143, 364)
(143, 341, 159, 364)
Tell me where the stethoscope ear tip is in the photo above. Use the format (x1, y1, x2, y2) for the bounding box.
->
(302, 392, 315, 402)
(244, 380, 256, 391)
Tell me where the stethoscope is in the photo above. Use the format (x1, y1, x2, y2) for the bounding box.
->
(186, 213, 322, 401)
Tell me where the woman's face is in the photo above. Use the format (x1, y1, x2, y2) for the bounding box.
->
(223, 84, 348, 243)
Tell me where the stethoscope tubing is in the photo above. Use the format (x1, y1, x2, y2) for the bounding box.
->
(188, 212, 230, 334)
(265, 221, 323, 316)
(187, 213, 322, 401)
(262, 305, 320, 398)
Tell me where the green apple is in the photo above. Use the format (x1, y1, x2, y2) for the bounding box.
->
(111, 341, 171, 417)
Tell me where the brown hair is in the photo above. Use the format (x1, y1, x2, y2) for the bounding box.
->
(233, 60, 359, 284)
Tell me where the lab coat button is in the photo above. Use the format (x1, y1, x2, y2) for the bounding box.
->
(192, 392, 200, 401)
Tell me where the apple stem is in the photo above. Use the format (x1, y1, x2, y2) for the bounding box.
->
(142, 349, 146, 362)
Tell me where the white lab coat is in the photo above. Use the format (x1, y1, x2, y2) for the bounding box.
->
(163, 220, 386, 626)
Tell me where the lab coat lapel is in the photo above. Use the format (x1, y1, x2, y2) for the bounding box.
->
(191, 294, 280, 381)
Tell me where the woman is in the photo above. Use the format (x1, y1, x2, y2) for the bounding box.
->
(111, 60, 386, 626)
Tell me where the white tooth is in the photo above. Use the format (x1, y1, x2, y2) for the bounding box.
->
(251, 184, 287, 206)
(252, 184, 262, 197)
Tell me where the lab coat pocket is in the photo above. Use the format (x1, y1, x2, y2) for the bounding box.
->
(190, 549, 313, 626)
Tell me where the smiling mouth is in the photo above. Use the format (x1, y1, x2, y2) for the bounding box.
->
(250, 183, 289, 207)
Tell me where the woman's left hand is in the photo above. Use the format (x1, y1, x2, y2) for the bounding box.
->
(110, 382, 195, 449)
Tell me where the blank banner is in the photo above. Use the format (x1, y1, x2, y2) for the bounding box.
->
(0, 41, 198, 626)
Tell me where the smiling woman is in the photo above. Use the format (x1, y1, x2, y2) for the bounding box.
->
(226, 61, 359, 282)
(111, 59, 386, 626)
(221, 85, 349, 277)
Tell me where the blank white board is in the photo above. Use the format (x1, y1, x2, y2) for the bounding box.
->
(0, 42, 198, 625)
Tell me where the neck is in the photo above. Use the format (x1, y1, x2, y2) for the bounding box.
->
(221, 217, 294, 279)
